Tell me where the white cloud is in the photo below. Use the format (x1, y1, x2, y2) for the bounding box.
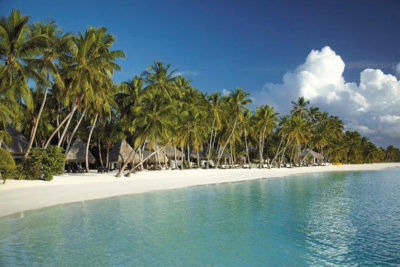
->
(396, 63, 400, 75)
(222, 88, 230, 96)
(253, 46, 400, 147)
(380, 115, 400, 123)
(174, 70, 199, 77)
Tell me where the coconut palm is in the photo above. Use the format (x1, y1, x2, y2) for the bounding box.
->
(0, 10, 47, 111)
(25, 22, 74, 157)
(217, 88, 252, 166)
(142, 61, 177, 99)
(252, 105, 278, 167)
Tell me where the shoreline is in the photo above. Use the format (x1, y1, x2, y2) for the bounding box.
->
(0, 163, 399, 218)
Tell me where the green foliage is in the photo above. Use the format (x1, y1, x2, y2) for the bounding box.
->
(0, 148, 16, 182)
(22, 146, 65, 181)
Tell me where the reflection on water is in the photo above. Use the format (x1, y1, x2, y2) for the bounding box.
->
(1, 169, 400, 266)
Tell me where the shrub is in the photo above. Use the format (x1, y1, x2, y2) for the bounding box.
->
(22, 146, 66, 181)
(0, 148, 16, 184)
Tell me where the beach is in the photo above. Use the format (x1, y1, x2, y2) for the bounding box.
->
(0, 163, 398, 218)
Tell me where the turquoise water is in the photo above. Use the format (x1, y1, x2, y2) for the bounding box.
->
(1, 169, 400, 266)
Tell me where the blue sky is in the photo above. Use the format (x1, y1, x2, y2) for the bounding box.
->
(1, 0, 400, 146)
(1, 0, 399, 92)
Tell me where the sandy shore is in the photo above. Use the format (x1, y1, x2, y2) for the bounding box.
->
(1, 163, 399, 218)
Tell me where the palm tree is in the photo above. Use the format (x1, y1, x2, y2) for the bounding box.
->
(291, 97, 310, 119)
(142, 61, 177, 99)
(252, 105, 278, 167)
(0, 10, 47, 111)
(25, 22, 73, 157)
(217, 88, 252, 166)
(206, 92, 223, 168)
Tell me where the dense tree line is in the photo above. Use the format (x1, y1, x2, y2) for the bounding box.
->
(1, 10, 399, 179)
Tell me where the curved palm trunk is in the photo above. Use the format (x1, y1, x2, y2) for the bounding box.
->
(125, 147, 163, 175)
(26, 86, 49, 158)
(98, 138, 104, 168)
(206, 118, 216, 169)
(116, 148, 137, 177)
(106, 145, 110, 169)
(58, 105, 78, 147)
(126, 148, 140, 177)
(85, 114, 98, 173)
(217, 118, 237, 167)
(65, 111, 85, 153)
(44, 107, 76, 148)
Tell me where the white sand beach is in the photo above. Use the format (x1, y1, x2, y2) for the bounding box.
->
(1, 163, 399, 218)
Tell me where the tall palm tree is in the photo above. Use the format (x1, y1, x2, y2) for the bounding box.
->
(217, 88, 252, 166)
(0, 10, 47, 111)
(206, 92, 223, 168)
(25, 22, 73, 157)
(252, 105, 278, 167)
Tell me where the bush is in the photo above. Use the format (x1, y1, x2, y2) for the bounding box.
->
(0, 148, 16, 184)
(22, 146, 66, 181)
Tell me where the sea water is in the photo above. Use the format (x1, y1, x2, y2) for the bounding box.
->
(1, 168, 400, 266)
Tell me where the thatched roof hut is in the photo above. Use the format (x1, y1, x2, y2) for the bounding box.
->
(190, 150, 207, 160)
(2, 125, 28, 159)
(164, 145, 184, 159)
(109, 139, 139, 164)
(143, 149, 168, 163)
(66, 137, 96, 164)
(301, 149, 324, 162)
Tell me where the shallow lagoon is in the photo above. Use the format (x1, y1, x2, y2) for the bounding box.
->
(1, 168, 400, 266)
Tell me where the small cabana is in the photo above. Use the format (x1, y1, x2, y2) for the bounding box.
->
(109, 139, 139, 168)
(2, 125, 28, 160)
(164, 145, 184, 159)
(301, 149, 324, 165)
(143, 149, 168, 163)
(66, 137, 96, 165)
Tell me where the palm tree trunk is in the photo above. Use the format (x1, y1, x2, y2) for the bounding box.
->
(187, 145, 191, 169)
(173, 142, 177, 169)
(181, 144, 185, 169)
(106, 145, 110, 169)
(206, 118, 215, 169)
(56, 107, 61, 140)
(26, 86, 49, 158)
(65, 111, 85, 153)
(197, 148, 200, 168)
(58, 104, 78, 147)
(259, 135, 263, 168)
(127, 148, 140, 176)
(217, 118, 237, 166)
(127, 147, 163, 175)
(98, 138, 104, 168)
(244, 127, 251, 168)
(44, 107, 77, 148)
(85, 114, 98, 173)
(116, 147, 137, 177)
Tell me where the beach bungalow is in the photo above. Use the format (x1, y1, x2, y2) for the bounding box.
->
(109, 139, 139, 170)
(164, 145, 184, 169)
(301, 149, 324, 165)
(66, 137, 96, 171)
(1, 125, 28, 160)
